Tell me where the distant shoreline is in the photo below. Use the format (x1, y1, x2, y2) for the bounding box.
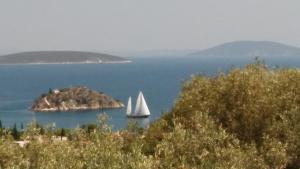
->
(0, 51, 131, 65)
(0, 60, 132, 66)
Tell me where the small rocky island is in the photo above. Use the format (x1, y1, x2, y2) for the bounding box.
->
(31, 86, 124, 112)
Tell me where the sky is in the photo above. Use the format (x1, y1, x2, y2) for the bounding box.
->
(0, 0, 299, 54)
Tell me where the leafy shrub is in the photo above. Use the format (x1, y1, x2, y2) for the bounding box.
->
(169, 61, 299, 168)
(153, 112, 268, 169)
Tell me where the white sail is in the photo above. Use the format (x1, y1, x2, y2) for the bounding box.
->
(134, 92, 142, 115)
(139, 93, 150, 116)
(126, 97, 132, 116)
(134, 92, 150, 117)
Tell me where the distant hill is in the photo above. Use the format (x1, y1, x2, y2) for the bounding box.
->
(0, 51, 130, 65)
(189, 41, 300, 60)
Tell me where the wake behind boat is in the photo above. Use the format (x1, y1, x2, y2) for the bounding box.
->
(126, 92, 150, 118)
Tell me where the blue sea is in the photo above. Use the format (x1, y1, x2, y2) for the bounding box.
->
(0, 57, 299, 130)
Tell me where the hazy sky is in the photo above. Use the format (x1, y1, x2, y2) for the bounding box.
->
(0, 0, 299, 53)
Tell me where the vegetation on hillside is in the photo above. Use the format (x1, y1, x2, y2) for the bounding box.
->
(31, 86, 124, 112)
(0, 61, 299, 169)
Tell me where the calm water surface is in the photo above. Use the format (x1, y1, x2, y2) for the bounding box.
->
(0, 57, 299, 129)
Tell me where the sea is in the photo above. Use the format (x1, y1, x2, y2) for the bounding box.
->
(0, 57, 299, 130)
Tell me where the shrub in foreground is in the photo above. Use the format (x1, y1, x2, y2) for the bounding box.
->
(166, 61, 299, 168)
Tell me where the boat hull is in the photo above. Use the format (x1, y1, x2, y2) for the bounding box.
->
(127, 115, 150, 118)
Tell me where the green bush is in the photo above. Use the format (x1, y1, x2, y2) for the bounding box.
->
(153, 112, 268, 169)
(169, 61, 299, 168)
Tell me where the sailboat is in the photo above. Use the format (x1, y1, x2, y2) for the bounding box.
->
(126, 92, 150, 118)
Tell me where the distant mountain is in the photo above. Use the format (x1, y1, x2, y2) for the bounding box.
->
(185, 41, 300, 67)
(189, 41, 300, 60)
(0, 51, 130, 65)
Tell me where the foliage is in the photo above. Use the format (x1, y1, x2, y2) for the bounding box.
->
(153, 113, 268, 169)
(169, 61, 299, 168)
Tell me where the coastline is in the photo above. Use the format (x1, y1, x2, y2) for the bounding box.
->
(33, 106, 125, 112)
(0, 60, 132, 66)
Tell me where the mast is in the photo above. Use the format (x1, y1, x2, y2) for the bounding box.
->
(126, 97, 132, 116)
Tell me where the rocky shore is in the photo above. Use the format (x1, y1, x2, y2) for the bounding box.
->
(31, 86, 124, 112)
